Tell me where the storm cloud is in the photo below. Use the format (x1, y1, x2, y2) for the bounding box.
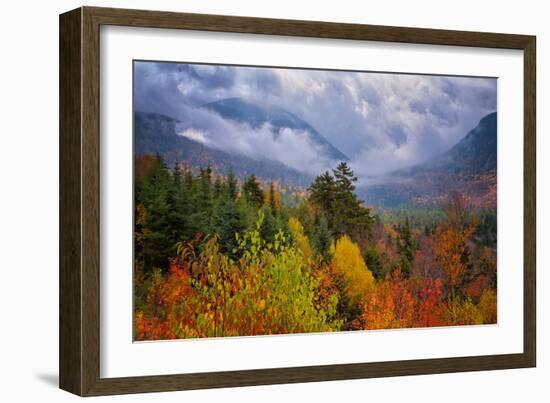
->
(134, 61, 497, 178)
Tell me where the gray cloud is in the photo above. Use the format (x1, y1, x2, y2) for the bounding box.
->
(134, 61, 497, 178)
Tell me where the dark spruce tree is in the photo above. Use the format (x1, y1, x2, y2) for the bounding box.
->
(213, 175, 223, 199)
(332, 162, 369, 238)
(364, 245, 384, 280)
(308, 162, 373, 241)
(396, 216, 415, 278)
(212, 199, 243, 259)
(242, 174, 265, 208)
(312, 214, 333, 264)
(268, 181, 277, 215)
(190, 165, 214, 236)
(308, 171, 336, 223)
(166, 159, 191, 248)
(225, 169, 238, 201)
(134, 155, 174, 272)
(259, 205, 278, 245)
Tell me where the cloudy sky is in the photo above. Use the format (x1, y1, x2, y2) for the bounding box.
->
(134, 61, 497, 178)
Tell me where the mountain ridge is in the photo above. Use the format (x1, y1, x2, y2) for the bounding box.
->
(134, 111, 313, 186)
(362, 112, 497, 208)
(203, 97, 349, 162)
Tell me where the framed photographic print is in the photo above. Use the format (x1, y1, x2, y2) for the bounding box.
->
(59, 6, 536, 396)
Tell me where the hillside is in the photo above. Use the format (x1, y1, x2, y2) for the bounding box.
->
(134, 111, 313, 186)
(363, 112, 497, 208)
(203, 97, 349, 162)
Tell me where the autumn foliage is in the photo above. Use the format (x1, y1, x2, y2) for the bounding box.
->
(134, 157, 497, 340)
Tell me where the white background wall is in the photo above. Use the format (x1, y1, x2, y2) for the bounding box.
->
(0, 0, 546, 401)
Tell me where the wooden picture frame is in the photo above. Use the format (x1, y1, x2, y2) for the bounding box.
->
(59, 6, 536, 396)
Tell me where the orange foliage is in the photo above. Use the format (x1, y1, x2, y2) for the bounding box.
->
(355, 271, 415, 330)
(433, 221, 476, 301)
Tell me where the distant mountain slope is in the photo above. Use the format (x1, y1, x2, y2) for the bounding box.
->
(134, 111, 313, 186)
(203, 97, 349, 162)
(363, 112, 497, 208)
(404, 112, 497, 176)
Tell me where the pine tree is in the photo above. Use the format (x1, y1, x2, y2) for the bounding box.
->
(364, 246, 384, 280)
(308, 171, 336, 219)
(268, 181, 277, 215)
(191, 165, 214, 235)
(312, 214, 333, 263)
(212, 197, 243, 258)
(308, 163, 373, 241)
(259, 205, 278, 244)
(225, 169, 238, 201)
(134, 155, 173, 272)
(333, 161, 356, 194)
(332, 162, 373, 239)
(166, 159, 190, 248)
(213, 175, 223, 199)
(396, 216, 415, 278)
(242, 174, 264, 208)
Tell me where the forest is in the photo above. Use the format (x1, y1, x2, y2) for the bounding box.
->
(134, 154, 497, 340)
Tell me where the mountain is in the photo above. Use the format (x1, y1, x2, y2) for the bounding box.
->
(134, 111, 313, 186)
(363, 112, 497, 208)
(407, 112, 496, 176)
(203, 98, 349, 162)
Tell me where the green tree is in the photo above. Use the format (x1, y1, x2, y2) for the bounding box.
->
(312, 214, 333, 263)
(268, 181, 277, 215)
(191, 165, 214, 235)
(308, 171, 336, 229)
(225, 169, 238, 201)
(213, 175, 223, 199)
(212, 197, 243, 258)
(166, 159, 191, 246)
(134, 155, 173, 272)
(364, 245, 384, 280)
(332, 162, 374, 239)
(396, 216, 415, 278)
(259, 205, 278, 245)
(242, 174, 264, 208)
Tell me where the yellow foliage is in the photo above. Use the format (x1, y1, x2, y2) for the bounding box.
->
(444, 298, 484, 326)
(288, 217, 313, 262)
(478, 289, 497, 324)
(331, 235, 375, 304)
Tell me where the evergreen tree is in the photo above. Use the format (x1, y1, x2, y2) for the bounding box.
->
(312, 214, 333, 263)
(166, 159, 190, 247)
(364, 246, 384, 280)
(332, 162, 373, 239)
(191, 165, 214, 235)
(134, 155, 173, 272)
(242, 174, 264, 208)
(308, 163, 373, 241)
(396, 216, 415, 278)
(308, 171, 336, 222)
(225, 169, 238, 201)
(212, 197, 243, 258)
(183, 165, 193, 188)
(268, 181, 277, 215)
(259, 205, 278, 244)
(333, 161, 356, 194)
(213, 175, 223, 199)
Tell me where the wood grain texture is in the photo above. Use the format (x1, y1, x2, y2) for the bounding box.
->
(523, 38, 536, 367)
(59, 6, 537, 396)
(59, 7, 82, 396)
